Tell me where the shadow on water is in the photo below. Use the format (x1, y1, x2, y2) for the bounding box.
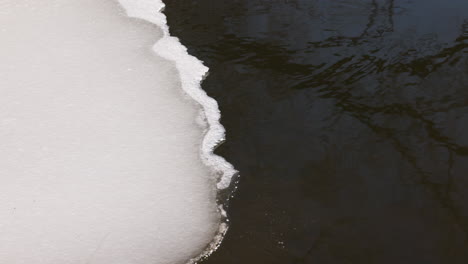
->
(165, 1, 468, 263)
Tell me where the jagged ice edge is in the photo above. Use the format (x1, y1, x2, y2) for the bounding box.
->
(116, 0, 237, 262)
(117, 0, 236, 190)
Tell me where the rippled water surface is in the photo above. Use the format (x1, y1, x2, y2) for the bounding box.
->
(166, 1, 468, 263)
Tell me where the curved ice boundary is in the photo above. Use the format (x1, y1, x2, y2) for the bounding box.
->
(117, 0, 237, 262)
(118, 0, 236, 191)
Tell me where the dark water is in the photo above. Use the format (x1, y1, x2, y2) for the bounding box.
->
(164, 1, 468, 263)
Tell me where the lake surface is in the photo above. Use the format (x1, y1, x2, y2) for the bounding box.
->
(165, 1, 468, 263)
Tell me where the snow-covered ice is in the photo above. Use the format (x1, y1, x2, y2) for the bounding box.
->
(0, 0, 234, 263)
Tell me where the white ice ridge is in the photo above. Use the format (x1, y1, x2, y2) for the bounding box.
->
(118, 0, 237, 190)
(0, 0, 235, 263)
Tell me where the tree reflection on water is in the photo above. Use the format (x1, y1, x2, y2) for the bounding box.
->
(166, 1, 468, 263)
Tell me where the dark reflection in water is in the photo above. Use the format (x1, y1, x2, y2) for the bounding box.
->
(165, 1, 468, 263)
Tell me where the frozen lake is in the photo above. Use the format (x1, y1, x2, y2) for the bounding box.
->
(0, 0, 232, 263)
